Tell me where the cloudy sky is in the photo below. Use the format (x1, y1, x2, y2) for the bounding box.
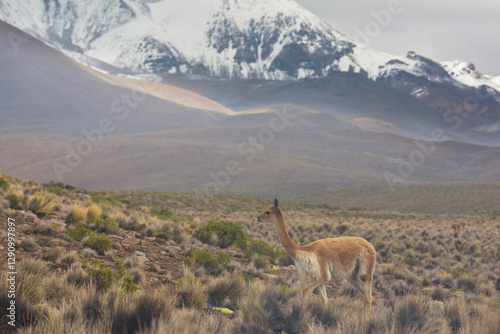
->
(296, 0, 500, 76)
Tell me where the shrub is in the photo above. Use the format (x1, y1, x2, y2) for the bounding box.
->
(184, 250, 216, 269)
(195, 220, 247, 250)
(150, 207, 173, 219)
(46, 187, 64, 196)
(6, 193, 26, 210)
(0, 177, 9, 191)
(85, 232, 113, 252)
(123, 275, 141, 293)
(67, 223, 92, 241)
(246, 239, 285, 261)
(90, 266, 115, 290)
(90, 194, 120, 206)
(156, 231, 171, 240)
(430, 250, 442, 258)
(94, 217, 119, 234)
(216, 252, 231, 267)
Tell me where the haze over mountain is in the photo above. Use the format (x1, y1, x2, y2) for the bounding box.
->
(1, 0, 499, 199)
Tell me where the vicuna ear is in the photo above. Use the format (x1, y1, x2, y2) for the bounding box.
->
(274, 198, 279, 210)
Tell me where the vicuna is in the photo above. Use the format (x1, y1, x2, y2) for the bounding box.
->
(451, 222, 466, 231)
(257, 199, 376, 312)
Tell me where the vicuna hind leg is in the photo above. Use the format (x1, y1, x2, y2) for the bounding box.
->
(318, 283, 328, 307)
(347, 259, 373, 313)
(302, 278, 325, 300)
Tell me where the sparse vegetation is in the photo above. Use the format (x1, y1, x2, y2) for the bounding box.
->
(1, 176, 499, 333)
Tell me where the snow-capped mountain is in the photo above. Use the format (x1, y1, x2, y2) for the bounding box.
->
(0, 0, 498, 95)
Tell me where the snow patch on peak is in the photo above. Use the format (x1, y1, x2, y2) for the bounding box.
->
(441, 59, 500, 93)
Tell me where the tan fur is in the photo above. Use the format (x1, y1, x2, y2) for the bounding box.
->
(257, 199, 376, 312)
(451, 223, 466, 231)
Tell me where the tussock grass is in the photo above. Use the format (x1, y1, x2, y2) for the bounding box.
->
(66, 204, 88, 224)
(87, 203, 102, 223)
(206, 273, 246, 306)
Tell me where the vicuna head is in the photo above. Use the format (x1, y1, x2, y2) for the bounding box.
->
(257, 198, 280, 223)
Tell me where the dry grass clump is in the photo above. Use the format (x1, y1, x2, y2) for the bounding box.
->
(87, 203, 102, 223)
(66, 204, 88, 224)
(27, 192, 55, 218)
(206, 273, 246, 306)
(175, 277, 207, 309)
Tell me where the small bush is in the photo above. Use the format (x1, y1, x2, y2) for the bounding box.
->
(6, 193, 26, 210)
(245, 239, 285, 261)
(0, 177, 9, 191)
(122, 275, 141, 293)
(150, 207, 173, 219)
(184, 250, 216, 269)
(94, 217, 119, 234)
(156, 231, 171, 240)
(67, 223, 92, 241)
(195, 220, 247, 250)
(46, 187, 64, 196)
(90, 266, 116, 290)
(216, 252, 231, 267)
(85, 232, 113, 252)
(430, 250, 442, 258)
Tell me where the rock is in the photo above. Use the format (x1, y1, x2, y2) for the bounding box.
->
(121, 237, 141, 246)
(25, 212, 38, 223)
(134, 250, 146, 257)
(281, 265, 296, 272)
(153, 238, 166, 245)
(166, 240, 179, 246)
(160, 251, 167, 255)
(166, 246, 182, 252)
(227, 250, 243, 258)
(137, 256, 150, 262)
(153, 263, 162, 273)
(59, 240, 70, 247)
(148, 253, 158, 261)
(107, 234, 122, 240)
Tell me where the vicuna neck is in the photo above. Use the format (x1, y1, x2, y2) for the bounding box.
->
(275, 208, 300, 259)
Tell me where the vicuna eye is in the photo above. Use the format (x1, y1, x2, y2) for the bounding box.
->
(266, 211, 270, 215)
